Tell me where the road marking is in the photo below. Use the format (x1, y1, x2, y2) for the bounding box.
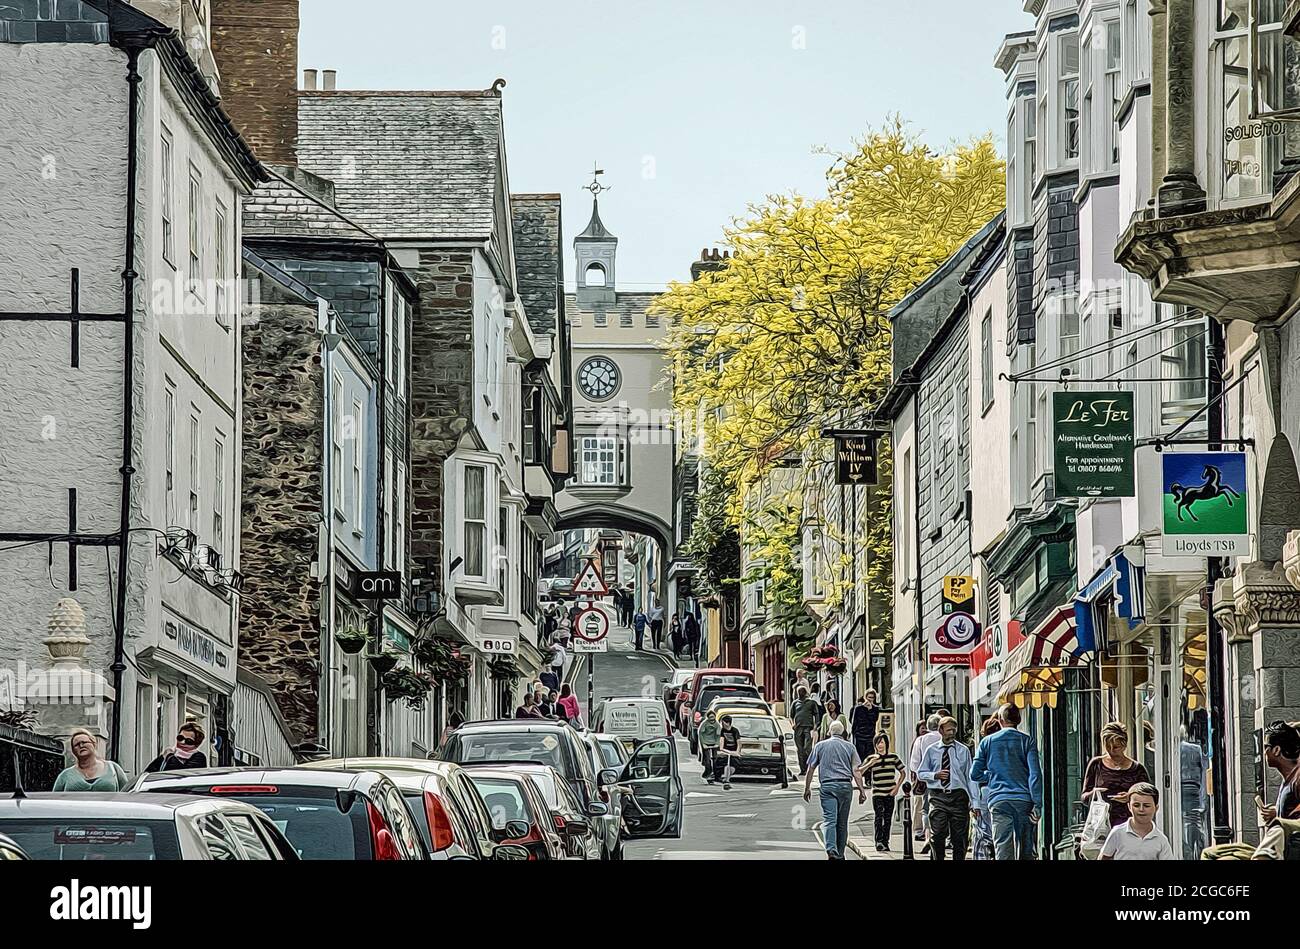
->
(717, 813, 758, 819)
(754, 840, 825, 850)
(685, 791, 720, 799)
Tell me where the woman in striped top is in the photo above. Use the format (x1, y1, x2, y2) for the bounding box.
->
(859, 733, 905, 852)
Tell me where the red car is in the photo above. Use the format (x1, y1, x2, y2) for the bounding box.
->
(464, 767, 570, 860)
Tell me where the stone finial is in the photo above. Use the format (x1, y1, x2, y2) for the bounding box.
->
(45, 598, 90, 663)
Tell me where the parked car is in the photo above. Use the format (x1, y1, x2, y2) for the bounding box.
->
(295, 757, 526, 860)
(0, 793, 299, 860)
(490, 763, 604, 860)
(592, 696, 671, 749)
(711, 713, 788, 786)
(577, 731, 628, 860)
(0, 831, 27, 860)
(612, 737, 684, 838)
(132, 767, 426, 860)
(464, 767, 570, 860)
(689, 683, 762, 753)
(678, 668, 755, 737)
(662, 668, 695, 718)
(703, 694, 771, 718)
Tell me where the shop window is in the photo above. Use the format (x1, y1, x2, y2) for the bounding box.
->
(1160, 311, 1208, 430)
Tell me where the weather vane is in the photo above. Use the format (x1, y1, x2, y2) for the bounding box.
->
(583, 162, 611, 197)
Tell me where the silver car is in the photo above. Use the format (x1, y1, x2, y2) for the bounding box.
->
(579, 730, 630, 859)
(0, 793, 298, 860)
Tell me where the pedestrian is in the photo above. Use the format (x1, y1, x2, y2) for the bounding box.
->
(970, 717, 1001, 860)
(714, 714, 742, 789)
(683, 612, 701, 665)
(145, 721, 208, 773)
(789, 686, 820, 776)
(817, 698, 848, 744)
(649, 603, 665, 650)
(515, 693, 543, 719)
(917, 716, 979, 861)
(621, 590, 634, 628)
(697, 709, 721, 782)
(1259, 720, 1300, 824)
(970, 702, 1043, 860)
(438, 711, 465, 750)
(1179, 726, 1209, 859)
(1099, 783, 1175, 860)
(908, 717, 941, 846)
(537, 687, 555, 718)
(849, 690, 881, 759)
(52, 728, 129, 792)
(550, 637, 568, 684)
(633, 608, 648, 650)
(1082, 721, 1150, 829)
(551, 691, 569, 722)
(858, 732, 904, 852)
(803, 721, 868, 859)
(558, 683, 582, 726)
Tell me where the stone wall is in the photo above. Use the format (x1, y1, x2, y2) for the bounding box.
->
(211, 0, 299, 167)
(407, 248, 475, 586)
(239, 296, 323, 741)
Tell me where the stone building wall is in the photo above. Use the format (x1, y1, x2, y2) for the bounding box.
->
(211, 0, 299, 166)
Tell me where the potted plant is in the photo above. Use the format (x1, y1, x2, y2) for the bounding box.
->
(366, 641, 402, 676)
(334, 626, 368, 654)
(381, 667, 436, 710)
(488, 655, 521, 684)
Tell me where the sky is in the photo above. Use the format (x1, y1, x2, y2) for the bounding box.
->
(300, 1, 1033, 289)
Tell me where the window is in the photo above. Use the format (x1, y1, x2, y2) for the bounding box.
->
(188, 165, 202, 295)
(134, 683, 155, 772)
(160, 126, 175, 266)
(394, 461, 406, 576)
(1061, 33, 1080, 161)
(164, 385, 176, 525)
(188, 411, 200, 537)
(1105, 20, 1122, 165)
(463, 464, 487, 578)
(1024, 96, 1037, 192)
(351, 399, 364, 527)
(197, 815, 240, 861)
(1161, 312, 1208, 428)
(212, 435, 225, 560)
(223, 815, 275, 861)
(389, 286, 407, 399)
(981, 310, 994, 410)
(497, 506, 509, 594)
(1216, 3, 1286, 201)
(807, 527, 825, 598)
(215, 200, 228, 326)
(523, 386, 539, 465)
(331, 374, 343, 513)
(1107, 302, 1125, 377)
(521, 533, 538, 619)
(898, 448, 912, 585)
(584, 262, 607, 287)
(929, 408, 954, 531)
(1059, 294, 1080, 360)
(579, 436, 621, 486)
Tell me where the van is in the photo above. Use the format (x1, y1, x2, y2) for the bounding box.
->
(593, 696, 671, 750)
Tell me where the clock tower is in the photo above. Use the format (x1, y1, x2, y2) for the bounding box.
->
(575, 195, 618, 304)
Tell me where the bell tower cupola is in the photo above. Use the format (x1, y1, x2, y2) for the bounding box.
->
(575, 165, 617, 303)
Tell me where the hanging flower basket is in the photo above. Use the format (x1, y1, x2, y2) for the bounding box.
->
(488, 655, 521, 684)
(412, 634, 472, 683)
(801, 643, 847, 675)
(382, 667, 436, 709)
(334, 627, 368, 654)
(366, 652, 398, 676)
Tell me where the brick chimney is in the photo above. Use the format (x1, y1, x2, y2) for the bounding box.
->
(690, 247, 730, 281)
(211, 0, 301, 166)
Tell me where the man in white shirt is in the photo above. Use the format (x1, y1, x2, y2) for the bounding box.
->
(551, 639, 567, 682)
(1100, 782, 1175, 860)
(917, 716, 980, 860)
(908, 714, 943, 845)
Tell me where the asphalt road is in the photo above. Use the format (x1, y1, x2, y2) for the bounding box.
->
(570, 607, 856, 860)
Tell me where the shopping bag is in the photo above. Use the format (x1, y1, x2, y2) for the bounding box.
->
(1078, 795, 1110, 859)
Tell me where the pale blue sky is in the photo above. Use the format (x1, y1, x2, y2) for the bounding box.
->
(300, 1, 1032, 288)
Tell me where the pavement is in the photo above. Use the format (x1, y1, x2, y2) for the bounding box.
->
(564, 610, 912, 860)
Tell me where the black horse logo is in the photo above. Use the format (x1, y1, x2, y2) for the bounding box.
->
(1170, 465, 1241, 522)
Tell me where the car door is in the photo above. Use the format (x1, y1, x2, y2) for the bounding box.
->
(616, 736, 683, 839)
(447, 772, 499, 859)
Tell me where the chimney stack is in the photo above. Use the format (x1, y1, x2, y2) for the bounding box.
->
(302, 68, 317, 91)
(211, 0, 301, 166)
(322, 69, 337, 91)
(690, 247, 731, 282)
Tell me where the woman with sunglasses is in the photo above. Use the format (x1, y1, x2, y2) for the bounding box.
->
(52, 728, 129, 791)
(144, 721, 208, 773)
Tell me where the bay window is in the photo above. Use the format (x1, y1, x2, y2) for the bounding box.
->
(1061, 33, 1080, 162)
(1216, 2, 1288, 202)
(497, 506, 509, 595)
(1105, 20, 1121, 165)
(463, 464, 487, 578)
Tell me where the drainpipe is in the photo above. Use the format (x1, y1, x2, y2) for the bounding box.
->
(109, 42, 145, 760)
(371, 259, 389, 756)
(1205, 317, 1231, 843)
(320, 300, 337, 750)
(912, 385, 925, 712)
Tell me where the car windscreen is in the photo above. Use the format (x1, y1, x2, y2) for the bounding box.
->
(467, 777, 532, 829)
(700, 674, 751, 686)
(697, 685, 759, 709)
(522, 771, 561, 808)
(225, 789, 368, 859)
(731, 717, 779, 739)
(444, 732, 569, 776)
(0, 819, 181, 860)
(597, 741, 625, 768)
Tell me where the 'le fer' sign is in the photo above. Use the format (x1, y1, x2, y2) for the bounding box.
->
(1052, 391, 1135, 498)
(835, 434, 878, 485)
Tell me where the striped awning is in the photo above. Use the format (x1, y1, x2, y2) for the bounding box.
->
(995, 605, 1085, 707)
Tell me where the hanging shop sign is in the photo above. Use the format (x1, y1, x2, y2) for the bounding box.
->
(1052, 391, 1135, 498)
(834, 433, 878, 485)
(930, 576, 980, 666)
(1159, 451, 1250, 557)
(353, 570, 402, 599)
(941, 575, 976, 615)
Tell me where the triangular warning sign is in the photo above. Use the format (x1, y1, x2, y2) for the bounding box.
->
(573, 558, 608, 596)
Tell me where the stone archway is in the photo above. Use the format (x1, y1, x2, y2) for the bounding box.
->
(1259, 433, 1300, 562)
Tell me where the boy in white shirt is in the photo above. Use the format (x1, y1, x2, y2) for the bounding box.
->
(1100, 782, 1175, 860)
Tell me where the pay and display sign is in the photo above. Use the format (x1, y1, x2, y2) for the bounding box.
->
(1052, 392, 1135, 497)
(1160, 451, 1249, 557)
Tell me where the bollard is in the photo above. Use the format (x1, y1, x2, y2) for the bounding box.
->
(901, 781, 914, 860)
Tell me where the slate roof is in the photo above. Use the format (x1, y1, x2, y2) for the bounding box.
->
(511, 194, 563, 337)
(243, 167, 379, 242)
(296, 90, 503, 240)
(564, 291, 662, 324)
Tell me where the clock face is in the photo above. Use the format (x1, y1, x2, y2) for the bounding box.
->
(578, 356, 620, 401)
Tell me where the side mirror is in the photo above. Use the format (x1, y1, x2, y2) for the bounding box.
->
(565, 817, 590, 835)
(503, 819, 530, 840)
(492, 844, 532, 861)
(587, 801, 609, 817)
(598, 768, 620, 787)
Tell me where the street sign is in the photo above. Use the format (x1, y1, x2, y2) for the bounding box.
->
(573, 606, 610, 643)
(352, 570, 402, 599)
(870, 655, 886, 668)
(834, 434, 878, 485)
(572, 638, 608, 654)
(573, 558, 609, 596)
(477, 638, 517, 655)
(941, 575, 976, 615)
(1160, 451, 1250, 557)
(1053, 391, 1135, 498)
(869, 639, 885, 655)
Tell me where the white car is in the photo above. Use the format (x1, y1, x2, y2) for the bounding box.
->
(592, 696, 672, 750)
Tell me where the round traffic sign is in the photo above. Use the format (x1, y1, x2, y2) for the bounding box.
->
(573, 607, 609, 643)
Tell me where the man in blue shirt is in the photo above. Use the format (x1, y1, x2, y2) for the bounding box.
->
(971, 702, 1043, 860)
(918, 717, 979, 860)
(803, 721, 868, 859)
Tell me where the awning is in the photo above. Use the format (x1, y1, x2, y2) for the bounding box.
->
(1073, 551, 1145, 653)
(996, 606, 1085, 708)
